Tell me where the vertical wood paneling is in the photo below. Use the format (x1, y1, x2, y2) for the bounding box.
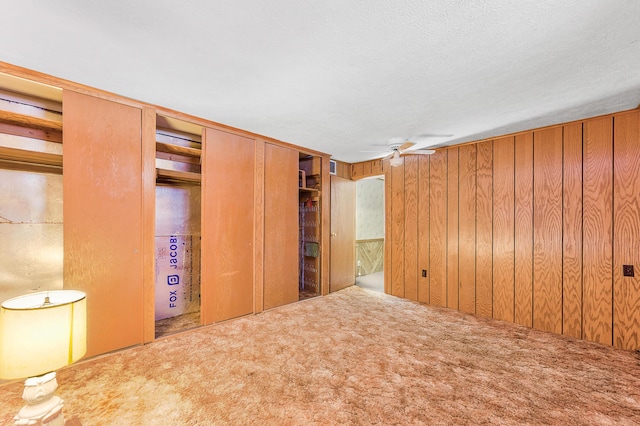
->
(514, 133, 534, 327)
(202, 128, 255, 323)
(613, 110, 640, 349)
(404, 156, 419, 301)
(384, 159, 392, 295)
(391, 161, 405, 297)
(321, 155, 332, 296)
(583, 117, 613, 345)
(63, 91, 143, 357)
(141, 107, 157, 343)
(533, 127, 563, 334)
(351, 162, 364, 179)
(417, 155, 430, 303)
(476, 140, 493, 318)
(371, 159, 384, 175)
(429, 150, 447, 306)
(254, 140, 265, 312)
(447, 147, 459, 309)
(264, 143, 299, 310)
(562, 123, 583, 338)
(492, 137, 515, 322)
(458, 144, 476, 314)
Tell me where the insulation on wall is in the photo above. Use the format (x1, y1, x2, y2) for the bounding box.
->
(155, 235, 201, 320)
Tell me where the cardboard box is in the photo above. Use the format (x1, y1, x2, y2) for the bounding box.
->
(155, 235, 201, 320)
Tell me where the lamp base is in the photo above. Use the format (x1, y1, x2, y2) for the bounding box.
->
(14, 371, 64, 426)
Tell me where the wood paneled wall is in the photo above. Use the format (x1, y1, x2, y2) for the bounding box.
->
(355, 239, 384, 276)
(351, 158, 385, 180)
(385, 109, 640, 350)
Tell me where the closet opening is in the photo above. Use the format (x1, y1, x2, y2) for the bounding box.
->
(299, 154, 322, 300)
(0, 76, 63, 304)
(154, 115, 202, 338)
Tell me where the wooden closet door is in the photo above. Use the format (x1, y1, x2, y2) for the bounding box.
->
(201, 128, 255, 324)
(63, 90, 143, 358)
(263, 143, 299, 309)
(330, 175, 356, 292)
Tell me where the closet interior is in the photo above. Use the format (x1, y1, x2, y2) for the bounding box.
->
(0, 74, 63, 304)
(154, 115, 202, 337)
(299, 154, 322, 300)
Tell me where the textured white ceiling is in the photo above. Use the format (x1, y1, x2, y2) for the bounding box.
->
(2, 1, 639, 162)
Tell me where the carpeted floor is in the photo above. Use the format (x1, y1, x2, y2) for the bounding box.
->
(2, 285, 640, 425)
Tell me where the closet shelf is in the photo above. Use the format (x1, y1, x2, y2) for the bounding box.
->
(0, 146, 62, 174)
(299, 187, 320, 194)
(0, 110, 63, 133)
(156, 167, 201, 185)
(156, 141, 201, 159)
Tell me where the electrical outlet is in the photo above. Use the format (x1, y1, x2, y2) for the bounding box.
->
(421, 269, 427, 278)
(623, 265, 634, 277)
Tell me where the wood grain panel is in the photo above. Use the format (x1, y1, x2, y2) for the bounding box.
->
(613, 110, 640, 350)
(63, 90, 143, 357)
(142, 107, 157, 342)
(371, 159, 384, 175)
(356, 239, 384, 275)
(321, 155, 332, 296)
(514, 133, 534, 327)
(404, 156, 419, 301)
(254, 140, 265, 312)
(201, 128, 255, 323)
(458, 144, 476, 314)
(363, 160, 373, 176)
(391, 162, 405, 298)
(562, 123, 583, 339)
(351, 162, 364, 179)
(429, 150, 447, 307)
(533, 127, 563, 334)
(334, 160, 351, 180)
(330, 175, 356, 292)
(492, 137, 515, 323)
(417, 155, 430, 303)
(583, 117, 613, 345)
(384, 159, 392, 295)
(476, 140, 493, 318)
(264, 143, 299, 310)
(446, 148, 459, 309)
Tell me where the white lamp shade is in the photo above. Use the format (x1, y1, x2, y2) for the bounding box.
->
(0, 290, 86, 380)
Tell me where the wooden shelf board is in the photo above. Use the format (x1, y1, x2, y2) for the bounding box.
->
(0, 109, 63, 133)
(0, 159, 62, 174)
(156, 141, 201, 159)
(299, 187, 320, 193)
(0, 145, 62, 167)
(156, 167, 201, 185)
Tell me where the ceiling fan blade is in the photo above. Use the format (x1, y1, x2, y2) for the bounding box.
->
(403, 149, 435, 155)
(398, 141, 415, 152)
(382, 151, 396, 160)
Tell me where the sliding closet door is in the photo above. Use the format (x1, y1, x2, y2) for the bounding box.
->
(263, 143, 298, 309)
(201, 128, 255, 324)
(63, 91, 143, 357)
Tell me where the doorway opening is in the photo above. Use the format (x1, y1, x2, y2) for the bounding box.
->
(154, 118, 203, 338)
(355, 176, 384, 292)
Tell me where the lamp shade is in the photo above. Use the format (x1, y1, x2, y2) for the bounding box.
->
(0, 290, 86, 380)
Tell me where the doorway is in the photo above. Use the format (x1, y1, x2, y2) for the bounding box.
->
(355, 176, 385, 292)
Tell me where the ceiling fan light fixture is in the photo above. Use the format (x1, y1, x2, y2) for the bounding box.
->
(389, 151, 403, 167)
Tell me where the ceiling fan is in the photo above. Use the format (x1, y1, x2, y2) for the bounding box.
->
(382, 137, 436, 167)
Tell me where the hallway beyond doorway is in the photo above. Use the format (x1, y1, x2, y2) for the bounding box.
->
(356, 271, 384, 293)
